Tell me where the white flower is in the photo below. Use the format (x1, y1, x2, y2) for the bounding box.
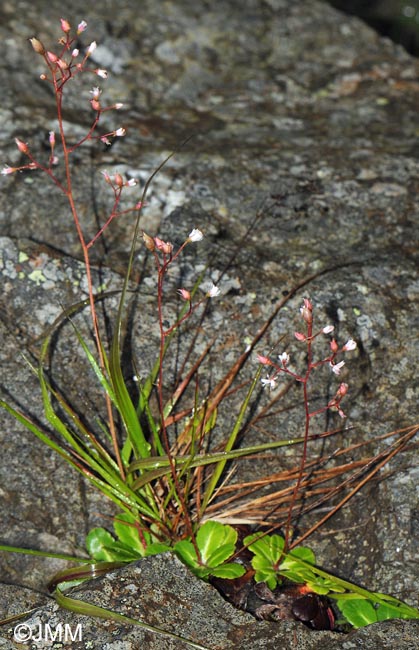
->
(206, 282, 220, 298)
(114, 127, 126, 137)
(77, 21, 88, 34)
(330, 360, 345, 375)
(115, 103, 124, 110)
(87, 41, 97, 55)
(322, 325, 334, 334)
(278, 352, 289, 365)
(90, 86, 101, 99)
(95, 68, 108, 79)
(188, 228, 204, 242)
(261, 375, 277, 390)
(342, 339, 357, 351)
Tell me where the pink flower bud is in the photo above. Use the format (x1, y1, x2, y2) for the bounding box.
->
(47, 51, 58, 63)
(294, 332, 306, 342)
(71, 48, 79, 58)
(330, 339, 339, 353)
(60, 18, 71, 33)
(337, 382, 349, 397)
(15, 138, 29, 154)
(29, 37, 45, 55)
(90, 98, 101, 111)
(300, 305, 313, 324)
(1, 165, 16, 175)
(322, 325, 334, 334)
(257, 354, 270, 365)
(125, 178, 137, 187)
(101, 170, 112, 184)
(49, 131, 55, 147)
(57, 58, 69, 70)
(114, 173, 124, 188)
(154, 237, 173, 255)
(178, 288, 191, 301)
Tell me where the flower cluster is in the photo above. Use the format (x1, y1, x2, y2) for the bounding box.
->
(258, 298, 357, 418)
(142, 228, 219, 301)
(2, 19, 126, 179)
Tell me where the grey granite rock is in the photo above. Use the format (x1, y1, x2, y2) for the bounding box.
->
(1, 0, 418, 648)
(2, 554, 419, 649)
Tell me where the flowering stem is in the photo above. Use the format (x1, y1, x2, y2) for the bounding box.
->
(283, 311, 313, 551)
(47, 48, 125, 478)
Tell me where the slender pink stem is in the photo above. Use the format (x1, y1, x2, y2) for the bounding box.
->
(283, 317, 313, 551)
(50, 59, 125, 479)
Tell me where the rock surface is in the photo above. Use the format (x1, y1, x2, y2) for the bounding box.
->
(0, 0, 418, 648)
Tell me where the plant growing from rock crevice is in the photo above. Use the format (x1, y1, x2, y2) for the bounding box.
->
(1, 18, 418, 636)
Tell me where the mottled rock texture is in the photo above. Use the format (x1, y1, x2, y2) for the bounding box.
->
(0, 0, 418, 648)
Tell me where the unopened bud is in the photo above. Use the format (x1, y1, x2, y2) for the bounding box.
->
(330, 339, 339, 353)
(337, 382, 349, 397)
(90, 98, 101, 111)
(29, 37, 45, 55)
(15, 138, 29, 155)
(300, 298, 313, 324)
(142, 232, 155, 251)
(114, 173, 124, 188)
(47, 51, 58, 63)
(178, 288, 191, 301)
(101, 170, 112, 184)
(300, 306, 312, 324)
(154, 237, 173, 255)
(60, 18, 71, 33)
(57, 58, 69, 70)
